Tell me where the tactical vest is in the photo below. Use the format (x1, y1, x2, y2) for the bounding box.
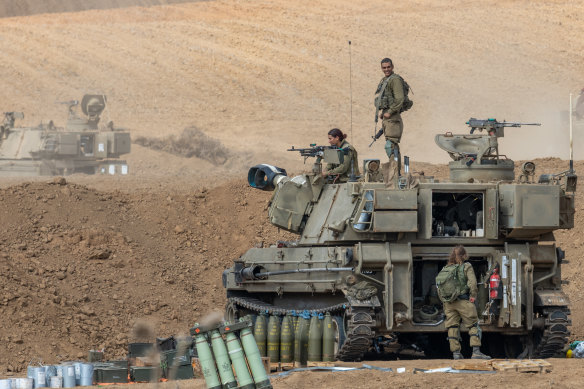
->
(374, 73, 413, 113)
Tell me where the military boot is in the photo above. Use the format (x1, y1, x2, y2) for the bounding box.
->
(471, 346, 491, 360)
(452, 351, 464, 360)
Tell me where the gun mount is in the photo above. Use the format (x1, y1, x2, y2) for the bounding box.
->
(435, 118, 541, 182)
(0, 94, 130, 176)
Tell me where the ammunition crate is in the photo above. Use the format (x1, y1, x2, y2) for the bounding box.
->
(130, 366, 158, 382)
(162, 349, 191, 367)
(95, 367, 128, 383)
(165, 365, 194, 380)
(128, 343, 154, 358)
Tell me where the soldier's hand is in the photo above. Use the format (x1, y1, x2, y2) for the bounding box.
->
(469, 297, 476, 303)
(383, 112, 391, 119)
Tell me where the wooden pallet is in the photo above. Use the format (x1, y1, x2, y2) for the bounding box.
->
(452, 360, 494, 371)
(307, 361, 335, 368)
(491, 359, 552, 373)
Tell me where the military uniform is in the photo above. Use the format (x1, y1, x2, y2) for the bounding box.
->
(443, 262, 483, 355)
(375, 74, 405, 173)
(325, 140, 359, 183)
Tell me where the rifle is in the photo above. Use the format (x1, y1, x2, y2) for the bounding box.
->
(369, 128, 384, 147)
(371, 77, 391, 147)
(467, 118, 541, 134)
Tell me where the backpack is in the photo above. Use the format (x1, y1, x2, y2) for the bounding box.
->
(391, 74, 413, 113)
(435, 264, 467, 303)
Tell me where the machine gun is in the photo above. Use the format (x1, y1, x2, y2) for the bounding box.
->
(288, 145, 329, 161)
(467, 118, 541, 136)
(288, 145, 347, 176)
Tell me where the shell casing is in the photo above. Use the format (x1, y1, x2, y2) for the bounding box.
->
(194, 332, 222, 389)
(225, 331, 254, 388)
(322, 312, 335, 362)
(209, 330, 237, 389)
(240, 321, 272, 389)
(267, 315, 281, 363)
(307, 315, 323, 362)
(280, 315, 294, 363)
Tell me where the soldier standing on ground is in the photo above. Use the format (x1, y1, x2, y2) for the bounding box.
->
(374, 58, 410, 175)
(441, 245, 491, 360)
(321, 128, 360, 183)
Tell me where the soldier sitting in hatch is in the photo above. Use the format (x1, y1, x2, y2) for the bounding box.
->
(321, 128, 360, 183)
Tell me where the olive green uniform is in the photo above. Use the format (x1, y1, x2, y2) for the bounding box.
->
(375, 74, 404, 173)
(325, 140, 359, 183)
(443, 262, 482, 352)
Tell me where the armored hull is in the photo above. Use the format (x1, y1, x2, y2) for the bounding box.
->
(223, 119, 575, 360)
(0, 95, 130, 176)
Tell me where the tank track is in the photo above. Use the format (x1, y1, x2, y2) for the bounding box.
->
(227, 296, 376, 361)
(227, 296, 347, 315)
(335, 307, 376, 361)
(532, 307, 571, 358)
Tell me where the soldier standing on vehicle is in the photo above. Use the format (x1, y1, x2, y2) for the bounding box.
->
(374, 58, 413, 176)
(437, 245, 491, 360)
(321, 128, 359, 183)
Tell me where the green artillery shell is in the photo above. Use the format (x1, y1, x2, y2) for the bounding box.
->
(224, 324, 255, 389)
(280, 315, 294, 363)
(254, 313, 268, 357)
(240, 319, 273, 389)
(307, 314, 323, 362)
(267, 315, 281, 363)
(322, 312, 335, 362)
(209, 329, 237, 389)
(193, 327, 221, 389)
(294, 311, 310, 366)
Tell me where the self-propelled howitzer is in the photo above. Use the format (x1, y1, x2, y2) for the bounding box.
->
(223, 119, 576, 360)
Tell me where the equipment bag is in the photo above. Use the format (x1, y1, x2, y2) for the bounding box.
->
(391, 74, 413, 113)
(435, 264, 467, 303)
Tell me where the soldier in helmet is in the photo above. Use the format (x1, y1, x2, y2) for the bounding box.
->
(441, 245, 491, 360)
(375, 58, 407, 175)
(321, 128, 360, 183)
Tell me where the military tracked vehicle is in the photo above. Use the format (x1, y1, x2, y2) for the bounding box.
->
(0, 95, 130, 176)
(223, 118, 576, 360)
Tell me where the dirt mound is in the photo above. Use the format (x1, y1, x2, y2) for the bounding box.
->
(0, 177, 293, 372)
(134, 127, 230, 165)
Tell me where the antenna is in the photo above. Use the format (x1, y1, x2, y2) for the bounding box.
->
(348, 40, 353, 142)
(569, 93, 574, 172)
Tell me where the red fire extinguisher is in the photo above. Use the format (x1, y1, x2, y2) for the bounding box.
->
(489, 268, 501, 299)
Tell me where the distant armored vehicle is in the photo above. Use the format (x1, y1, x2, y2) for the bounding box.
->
(0, 95, 130, 176)
(223, 118, 576, 360)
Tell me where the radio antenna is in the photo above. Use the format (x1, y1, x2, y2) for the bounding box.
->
(569, 92, 574, 172)
(348, 40, 353, 142)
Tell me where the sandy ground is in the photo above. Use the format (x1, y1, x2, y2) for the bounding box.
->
(1, 0, 584, 387)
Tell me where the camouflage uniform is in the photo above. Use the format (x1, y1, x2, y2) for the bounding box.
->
(375, 74, 405, 174)
(443, 262, 483, 353)
(325, 140, 360, 183)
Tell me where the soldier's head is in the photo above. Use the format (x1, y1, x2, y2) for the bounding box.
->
(328, 128, 346, 147)
(448, 245, 468, 265)
(381, 58, 394, 77)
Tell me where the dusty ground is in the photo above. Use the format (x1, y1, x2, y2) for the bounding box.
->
(1, 0, 584, 387)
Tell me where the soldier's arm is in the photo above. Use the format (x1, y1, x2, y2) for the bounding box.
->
(464, 262, 478, 299)
(388, 77, 404, 115)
